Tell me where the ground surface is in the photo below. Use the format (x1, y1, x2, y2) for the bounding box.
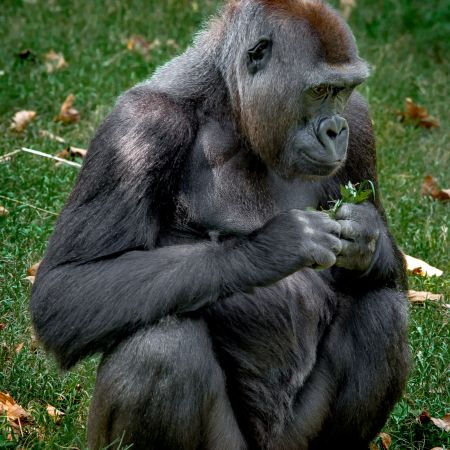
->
(0, 0, 448, 448)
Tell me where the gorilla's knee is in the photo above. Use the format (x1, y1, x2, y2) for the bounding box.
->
(88, 318, 223, 450)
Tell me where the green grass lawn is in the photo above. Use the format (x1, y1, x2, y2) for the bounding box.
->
(0, 0, 448, 448)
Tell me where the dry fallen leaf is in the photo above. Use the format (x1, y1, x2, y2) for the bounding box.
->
(378, 432, 392, 449)
(369, 444, 378, 450)
(0, 323, 6, 331)
(46, 405, 65, 424)
(397, 98, 440, 129)
(0, 205, 9, 216)
(418, 410, 450, 432)
(10, 110, 37, 132)
(430, 414, 450, 432)
(27, 261, 41, 277)
(340, 0, 356, 20)
(56, 148, 71, 160)
(404, 254, 443, 277)
(408, 290, 444, 305)
(26, 261, 41, 284)
(55, 94, 80, 124)
(127, 35, 161, 57)
(421, 175, 450, 202)
(56, 146, 87, 163)
(0, 392, 32, 437)
(15, 342, 24, 354)
(69, 146, 87, 158)
(44, 49, 67, 73)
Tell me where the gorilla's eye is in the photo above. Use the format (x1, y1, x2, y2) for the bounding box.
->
(248, 39, 271, 62)
(311, 85, 329, 97)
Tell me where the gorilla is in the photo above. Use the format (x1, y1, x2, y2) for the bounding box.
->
(30, 0, 410, 449)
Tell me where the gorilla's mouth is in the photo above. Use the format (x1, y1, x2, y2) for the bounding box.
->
(300, 151, 345, 172)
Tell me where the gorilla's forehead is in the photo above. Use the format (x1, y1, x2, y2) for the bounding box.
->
(234, 0, 358, 65)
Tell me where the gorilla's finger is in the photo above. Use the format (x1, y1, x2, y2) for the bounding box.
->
(313, 249, 337, 269)
(335, 203, 357, 220)
(337, 239, 356, 256)
(336, 220, 363, 241)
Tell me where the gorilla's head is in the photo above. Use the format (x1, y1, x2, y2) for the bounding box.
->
(219, 0, 370, 179)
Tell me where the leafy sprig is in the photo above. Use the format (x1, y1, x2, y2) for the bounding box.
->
(325, 180, 376, 218)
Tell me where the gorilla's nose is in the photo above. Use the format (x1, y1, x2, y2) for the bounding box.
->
(317, 116, 349, 160)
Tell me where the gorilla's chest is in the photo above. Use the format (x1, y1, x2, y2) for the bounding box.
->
(176, 119, 324, 235)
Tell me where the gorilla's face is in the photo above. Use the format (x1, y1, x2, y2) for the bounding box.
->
(235, 7, 369, 180)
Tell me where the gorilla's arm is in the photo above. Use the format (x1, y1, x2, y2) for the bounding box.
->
(31, 86, 342, 369)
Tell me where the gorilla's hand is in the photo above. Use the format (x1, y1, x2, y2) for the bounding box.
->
(335, 203, 382, 273)
(250, 210, 342, 279)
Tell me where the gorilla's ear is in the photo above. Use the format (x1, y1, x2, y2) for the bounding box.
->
(247, 38, 272, 74)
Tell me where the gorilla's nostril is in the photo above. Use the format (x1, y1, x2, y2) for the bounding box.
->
(327, 129, 338, 139)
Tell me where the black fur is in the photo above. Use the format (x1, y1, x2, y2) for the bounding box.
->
(30, 1, 410, 449)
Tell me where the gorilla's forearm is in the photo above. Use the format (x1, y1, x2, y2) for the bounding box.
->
(31, 243, 249, 368)
(31, 233, 307, 369)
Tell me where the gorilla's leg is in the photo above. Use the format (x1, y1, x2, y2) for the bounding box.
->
(88, 317, 246, 450)
(276, 288, 409, 450)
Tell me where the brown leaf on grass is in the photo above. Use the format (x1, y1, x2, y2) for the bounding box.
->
(397, 98, 440, 129)
(339, 0, 356, 20)
(56, 146, 87, 162)
(421, 175, 450, 202)
(431, 414, 450, 432)
(27, 261, 41, 277)
(0, 206, 9, 216)
(69, 146, 87, 158)
(54, 94, 80, 124)
(408, 290, 444, 305)
(418, 410, 450, 432)
(10, 110, 37, 132)
(0, 392, 32, 437)
(403, 254, 443, 277)
(56, 148, 71, 160)
(369, 444, 378, 450)
(127, 35, 161, 56)
(44, 49, 67, 73)
(46, 405, 65, 424)
(379, 432, 392, 449)
(15, 343, 24, 354)
(0, 323, 6, 331)
(26, 261, 41, 284)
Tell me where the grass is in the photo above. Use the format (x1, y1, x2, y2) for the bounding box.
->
(0, 0, 448, 448)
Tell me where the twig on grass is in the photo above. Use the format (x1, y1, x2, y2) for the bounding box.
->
(20, 147, 82, 168)
(0, 149, 22, 163)
(0, 194, 58, 216)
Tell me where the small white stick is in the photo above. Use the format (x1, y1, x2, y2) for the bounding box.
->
(20, 147, 81, 168)
(0, 194, 58, 216)
(0, 149, 22, 163)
